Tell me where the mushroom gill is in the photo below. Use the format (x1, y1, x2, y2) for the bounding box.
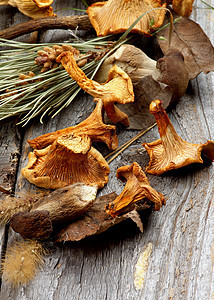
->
(105, 162, 165, 218)
(86, 0, 167, 36)
(22, 133, 110, 189)
(57, 51, 134, 126)
(143, 100, 214, 175)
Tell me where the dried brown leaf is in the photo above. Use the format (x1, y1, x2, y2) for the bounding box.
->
(157, 17, 214, 79)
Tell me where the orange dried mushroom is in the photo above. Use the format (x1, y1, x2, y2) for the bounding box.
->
(167, 0, 194, 17)
(105, 162, 165, 218)
(28, 99, 118, 150)
(1, 0, 55, 18)
(86, 0, 167, 36)
(143, 100, 214, 175)
(22, 134, 110, 189)
(57, 51, 134, 126)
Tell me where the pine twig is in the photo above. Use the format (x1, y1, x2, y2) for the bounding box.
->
(106, 123, 157, 164)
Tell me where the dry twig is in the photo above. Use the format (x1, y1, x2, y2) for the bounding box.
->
(0, 15, 92, 40)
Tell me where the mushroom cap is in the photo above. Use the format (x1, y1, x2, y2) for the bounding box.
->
(95, 44, 160, 84)
(22, 133, 110, 189)
(86, 0, 167, 36)
(6, 0, 55, 18)
(96, 45, 189, 107)
(105, 162, 165, 217)
(170, 0, 194, 17)
(143, 100, 214, 175)
(156, 49, 189, 105)
(58, 51, 134, 126)
(28, 99, 118, 151)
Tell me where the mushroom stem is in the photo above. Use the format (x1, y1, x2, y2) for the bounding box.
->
(103, 101, 130, 126)
(57, 51, 134, 126)
(149, 99, 183, 145)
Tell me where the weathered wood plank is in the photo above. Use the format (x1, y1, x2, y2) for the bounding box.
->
(0, 0, 214, 299)
(0, 120, 21, 193)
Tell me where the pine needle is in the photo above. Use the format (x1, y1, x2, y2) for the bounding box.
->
(106, 123, 157, 164)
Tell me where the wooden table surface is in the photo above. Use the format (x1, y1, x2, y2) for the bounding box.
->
(0, 1, 214, 299)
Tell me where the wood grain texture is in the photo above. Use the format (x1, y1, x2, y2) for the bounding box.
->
(0, 0, 214, 299)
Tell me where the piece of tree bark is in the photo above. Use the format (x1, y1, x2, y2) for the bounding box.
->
(55, 192, 151, 242)
(0, 15, 92, 40)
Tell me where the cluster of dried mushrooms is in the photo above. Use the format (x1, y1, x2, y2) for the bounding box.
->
(19, 46, 213, 242)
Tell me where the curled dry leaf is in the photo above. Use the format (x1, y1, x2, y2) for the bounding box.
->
(55, 192, 151, 243)
(28, 99, 118, 150)
(57, 51, 134, 126)
(157, 17, 214, 79)
(0, 0, 55, 18)
(105, 162, 165, 217)
(10, 183, 98, 240)
(167, 0, 194, 17)
(95, 44, 189, 129)
(143, 100, 214, 175)
(22, 134, 110, 189)
(86, 0, 167, 36)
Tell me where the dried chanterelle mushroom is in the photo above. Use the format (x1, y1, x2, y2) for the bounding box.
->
(57, 51, 134, 126)
(22, 133, 110, 189)
(28, 99, 118, 150)
(167, 0, 194, 17)
(0, 0, 55, 18)
(95, 45, 189, 106)
(143, 100, 214, 175)
(105, 162, 165, 218)
(86, 0, 167, 36)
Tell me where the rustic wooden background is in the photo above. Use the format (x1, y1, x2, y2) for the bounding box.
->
(0, 0, 214, 299)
